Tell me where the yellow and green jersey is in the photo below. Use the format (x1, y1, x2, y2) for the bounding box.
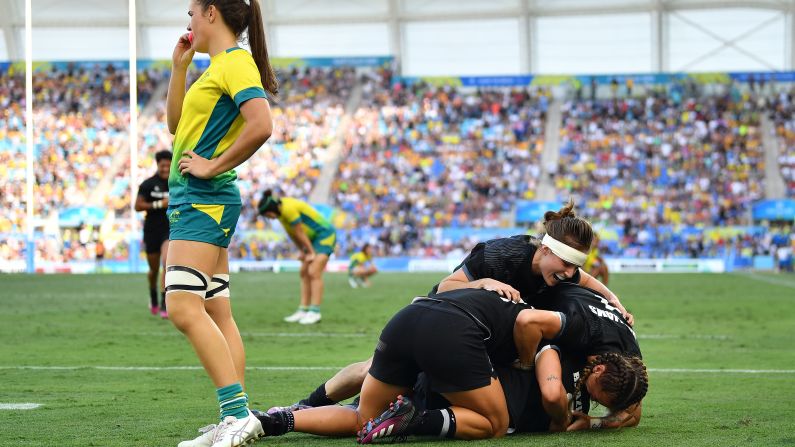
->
(583, 247, 601, 272)
(169, 47, 266, 205)
(278, 197, 335, 241)
(349, 251, 372, 271)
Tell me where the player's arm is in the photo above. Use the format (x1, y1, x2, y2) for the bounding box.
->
(289, 223, 315, 258)
(134, 185, 161, 212)
(578, 269, 633, 326)
(437, 269, 521, 302)
(513, 309, 564, 369)
(167, 33, 194, 134)
(178, 98, 272, 179)
(534, 346, 571, 432)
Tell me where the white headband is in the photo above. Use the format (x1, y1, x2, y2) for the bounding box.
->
(541, 234, 587, 267)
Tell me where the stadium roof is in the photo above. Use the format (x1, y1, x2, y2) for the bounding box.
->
(2, 0, 795, 74)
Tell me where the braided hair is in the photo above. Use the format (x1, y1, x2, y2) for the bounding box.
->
(577, 352, 649, 413)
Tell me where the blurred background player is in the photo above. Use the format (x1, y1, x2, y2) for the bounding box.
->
(258, 190, 336, 324)
(348, 242, 377, 288)
(135, 149, 172, 318)
(583, 233, 609, 286)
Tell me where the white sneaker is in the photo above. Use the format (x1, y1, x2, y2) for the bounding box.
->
(178, 423, 218, 447)
(283, 310, 306, 323)
(210, 412, 264, 447)
(299, 311, 321, 325)
(348, 277, 359, 288)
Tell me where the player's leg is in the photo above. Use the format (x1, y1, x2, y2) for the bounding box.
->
(440, 379, 509, 439)
(170, 204, 261, 447)
(299, 254, 328, 324)
(285, 258, 311, 322)
(268, 357, 373, 412)
(146, 244, 161, 314)
(204, 247, 245, 386)
(158, 238, 169, 317)
(358, 378, 509, 443)
(166, 240, 238, 387)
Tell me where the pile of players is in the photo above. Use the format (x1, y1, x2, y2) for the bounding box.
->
(180, 201, 648, 445)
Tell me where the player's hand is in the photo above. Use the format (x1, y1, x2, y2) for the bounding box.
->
(302, 252, 316, 263)
(607, 293, 634, 326)
(566, 411, 591, 431)
(477, 278, 522, 302)
(549, 415, 570, 432)
(172, 33, 195, 70)
(178, 151, 218, 179)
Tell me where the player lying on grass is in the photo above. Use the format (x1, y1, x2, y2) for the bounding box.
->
(251, 284, 647, 441)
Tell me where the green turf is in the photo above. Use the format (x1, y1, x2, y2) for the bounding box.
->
(1, 272, 794, 446)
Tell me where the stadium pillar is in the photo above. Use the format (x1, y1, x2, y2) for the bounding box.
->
(26, 239, 34, 273)
(25, 0, 34, 274)
(129, 238, 141, 274)
(387, 0, 402, 66)
(789, 5, 795, 70)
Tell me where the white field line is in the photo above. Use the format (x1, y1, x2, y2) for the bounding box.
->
(0, 403, 41, 410)
(1, 365, 794, 374)
(138, 332, 728, 340)
(638, 334, 731, 340)
(736, 272, 795, 289)
(137, 332, 369, 338)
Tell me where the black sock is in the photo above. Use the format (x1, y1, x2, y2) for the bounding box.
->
(160, 291, 167, 310)
(299, 382, 336, 407)
(412, 409, 456, 438)
(149, 288, 158, 307)
(254, 409, 295, 436)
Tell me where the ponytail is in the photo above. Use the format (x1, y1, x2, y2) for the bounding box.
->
(246, 0, 279, 100)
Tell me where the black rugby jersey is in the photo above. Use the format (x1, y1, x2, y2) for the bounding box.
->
(500, 347, 590, 433)
(137, 174, 169, 231)
(429, 235, 581, 304)
(536, 283, 640, 358)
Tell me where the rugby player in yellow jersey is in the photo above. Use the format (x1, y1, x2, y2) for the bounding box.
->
(258, 190, 337, 325)
(164, 1, 277, 446)
(584, 234, 609, 286)
(348, 243, 377, 288)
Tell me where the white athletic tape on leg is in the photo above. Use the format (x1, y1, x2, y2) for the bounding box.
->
(165, 265, 210, 299)
(205, 274, 230, 300)
(541, 234, 587, 266)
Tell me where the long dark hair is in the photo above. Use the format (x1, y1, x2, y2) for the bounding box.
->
(198, 0, 278, 98)
(542, 199, 593, 252)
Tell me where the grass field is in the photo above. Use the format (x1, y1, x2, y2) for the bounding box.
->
(2, 271, 795, 446)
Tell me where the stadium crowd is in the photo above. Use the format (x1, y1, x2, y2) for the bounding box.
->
(1, 63, 792, 266)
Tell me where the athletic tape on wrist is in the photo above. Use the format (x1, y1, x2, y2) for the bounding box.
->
(590, 417, 603, 429)
(541, 234, 587, 266)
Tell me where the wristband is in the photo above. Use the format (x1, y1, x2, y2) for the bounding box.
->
(590, 417, 603, 429)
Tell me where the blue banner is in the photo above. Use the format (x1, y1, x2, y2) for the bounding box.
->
(752, 199, 795, 221)
(58, 206, 106, 227)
